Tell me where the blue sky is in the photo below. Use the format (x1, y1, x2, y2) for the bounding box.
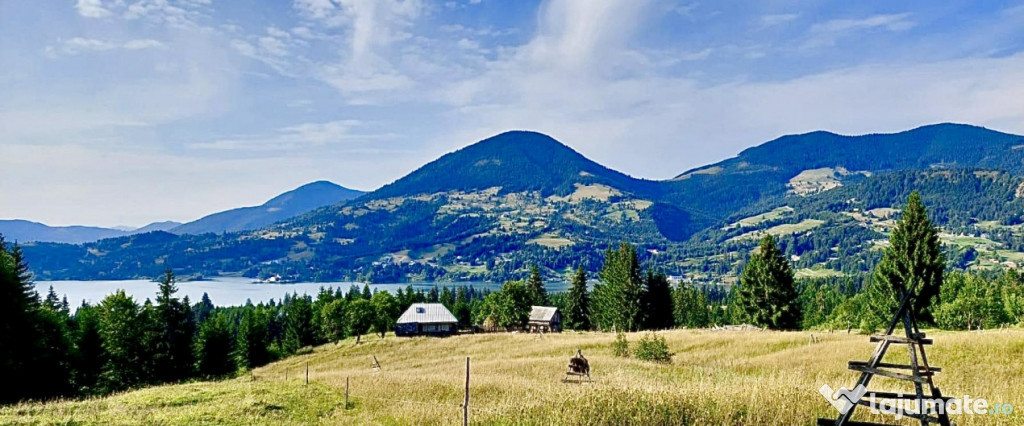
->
(2, 0, 1023, 227)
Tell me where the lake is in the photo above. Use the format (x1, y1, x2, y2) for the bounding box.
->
(34, 277, 571, 309)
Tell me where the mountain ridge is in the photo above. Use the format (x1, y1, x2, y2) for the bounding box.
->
(19, 123, 1024, 283)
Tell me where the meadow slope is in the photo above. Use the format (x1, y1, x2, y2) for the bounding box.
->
(3, 329, 1022, 425)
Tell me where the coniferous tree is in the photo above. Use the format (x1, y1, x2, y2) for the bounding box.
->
(643, 271, 674, 329)
(592, 243, 646, 331)
(153, 269, 195, 382)
(672, 282, 710, 328)
(196, 312, 236, 377)
(563, 266, 591, 330)
(282, 294, 314, 354)
(525, 264, 548, 306)
(734, 235, 802, 330)
(868, 192, 946, 325)
(74, 302, 105, 394)
(361, 284, 372, 300)
(0, 239, 44, 403)
(236, 307, 270, 369)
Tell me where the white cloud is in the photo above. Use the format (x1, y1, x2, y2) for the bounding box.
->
(187, 119, 400, 151)
(75, 0, 111, 18)
(46, 38, 168, 56)
(123, 39, 168, 50)
(804, 13, 915, 48)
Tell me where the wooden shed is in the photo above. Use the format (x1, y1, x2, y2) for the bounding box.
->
(528, 306, 561, 332)
(395, 303, 459, 337)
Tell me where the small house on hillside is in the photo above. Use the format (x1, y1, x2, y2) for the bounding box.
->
(396, 303, 458, 337)
(528, 306, 561, 333)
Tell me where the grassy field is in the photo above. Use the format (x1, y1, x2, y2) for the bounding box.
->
(3, 329, 1023, 425)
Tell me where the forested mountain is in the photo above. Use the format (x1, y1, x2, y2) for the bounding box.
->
(170, 181, 364, 235)
(18, 124, 1024, 283)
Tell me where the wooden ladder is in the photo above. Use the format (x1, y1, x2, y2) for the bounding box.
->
(818, 282, 953, 426)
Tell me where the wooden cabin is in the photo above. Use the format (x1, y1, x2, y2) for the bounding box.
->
(395, 303, 459, 337)
(528, 306, 561, 332)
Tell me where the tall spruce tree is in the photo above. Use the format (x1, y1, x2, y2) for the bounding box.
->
(153, 269, 195, 382)
(592, 243, 646, 331)
(282, 293, 314, 354)
(196, 312, 236, 377)
(643, 271, 674, 329)
(869, 191, 946, 325)
(525, 264, 548, 306)
(74, 302, 105, 393)
(735, 235, 802, 330)
(235, 306, 270, 369)
(672, 282, 710, 328)
(563, 266, 591, 330)
(0, 238, 43, 403)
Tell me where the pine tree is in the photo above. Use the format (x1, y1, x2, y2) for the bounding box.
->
(525, 264, 548, 306)
(592, 243, 646, 331)
(869, 191, 946, 324)
(361, 284, 372, 300)
(153, 269, 195, 383)
(0, 238, 44, 402)
(74, 302, 105, 394)
(672, 282, 710, 328)
(282, 294, 314, 354)
(643, 271, 674, 329)
(563, 266, 591, 330)
(735, 235, 802, 330)
(236, 307, 270, 369)
(196, 312, 236, 377)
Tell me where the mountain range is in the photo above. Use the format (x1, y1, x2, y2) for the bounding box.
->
(17, 123, 1024, 284)
(1, 181, 363, 244)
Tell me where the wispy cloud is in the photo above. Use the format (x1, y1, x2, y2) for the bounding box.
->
(187, 120, 399, 151)
(75, 0, 111, 18)
(804, 13, 915, 48)
(45, 37, 166, 56)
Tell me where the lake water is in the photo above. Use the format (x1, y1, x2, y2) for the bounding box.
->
(34, 277, 570, 309)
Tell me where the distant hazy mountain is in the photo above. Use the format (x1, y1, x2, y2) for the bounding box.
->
(170, 181, 364, 235)
(0, 220, 129, 244)
(133, 221, 183, 234)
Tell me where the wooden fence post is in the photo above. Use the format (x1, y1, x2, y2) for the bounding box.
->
(306, 362, 309, 385)
(463, 357, 470, 426)
(345, 377, 350, 409)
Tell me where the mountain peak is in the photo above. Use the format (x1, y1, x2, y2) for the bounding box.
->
(368, 130, 650, 200)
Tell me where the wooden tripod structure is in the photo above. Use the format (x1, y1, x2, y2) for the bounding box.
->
(819, 280, 953, 426)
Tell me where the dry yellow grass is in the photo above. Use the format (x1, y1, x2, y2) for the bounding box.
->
(3, 329, 1023, 425)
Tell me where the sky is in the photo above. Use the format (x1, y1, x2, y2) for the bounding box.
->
(1, 0, 1023, 228)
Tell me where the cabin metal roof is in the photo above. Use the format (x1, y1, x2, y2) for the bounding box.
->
(529, 306, 559, 322)
(396, 303, 458, 324)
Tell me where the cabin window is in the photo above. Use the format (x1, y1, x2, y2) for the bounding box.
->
(416, 307, 425, 314)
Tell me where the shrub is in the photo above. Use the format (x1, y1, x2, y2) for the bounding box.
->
(634, 333, 672, 363)
(612, 332, 630, 357)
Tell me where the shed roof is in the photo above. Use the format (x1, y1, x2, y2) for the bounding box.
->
(397, 303, 458, 324)
(529, 306, 559, 322)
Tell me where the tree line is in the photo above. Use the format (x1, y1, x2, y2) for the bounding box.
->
(4, 191, 1023, 404)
